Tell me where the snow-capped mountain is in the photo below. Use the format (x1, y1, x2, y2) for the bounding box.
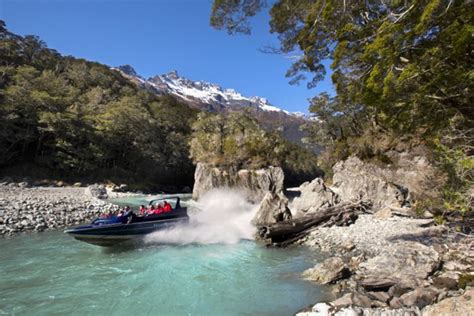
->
(115, 65, 314, 146)
(117, 66, 310, 118)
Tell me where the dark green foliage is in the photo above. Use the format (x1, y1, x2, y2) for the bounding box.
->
(211, 0, 473, 214)
(190, 111, 322, 185)
(0, 22, 197, 188)
(458, 274, 474, 289)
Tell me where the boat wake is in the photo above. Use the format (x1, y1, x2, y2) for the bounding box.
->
(144, 189, 258, 245)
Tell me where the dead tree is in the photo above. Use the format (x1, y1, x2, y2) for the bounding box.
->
(258, 201, 372, 247)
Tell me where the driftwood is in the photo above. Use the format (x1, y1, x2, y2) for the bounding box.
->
(258, 201, 372, 246)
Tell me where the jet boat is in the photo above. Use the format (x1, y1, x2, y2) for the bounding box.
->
(64, 197, 188, 246)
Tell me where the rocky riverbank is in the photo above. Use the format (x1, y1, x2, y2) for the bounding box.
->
(0, 183, 119, 237)
(200, 155, 473, 315)
(297, 212, 473, 315)
(284, 157, 474, 316)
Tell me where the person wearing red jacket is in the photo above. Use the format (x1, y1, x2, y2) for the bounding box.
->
(163, 201, 172, 212)
(154, 203, 164, 215)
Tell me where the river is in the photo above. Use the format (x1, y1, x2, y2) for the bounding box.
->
(0, 192, 330, 315)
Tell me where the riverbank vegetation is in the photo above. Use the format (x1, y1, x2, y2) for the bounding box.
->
(211, 0, 473, 217)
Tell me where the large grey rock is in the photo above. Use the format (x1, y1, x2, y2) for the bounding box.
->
(399, 287, 439, 308)
(291, 178, 340, 212)
(422, 289, 474, 316)
(303, 257, 349, 284)
(84, 184, 108, 199)
(192, 163, 284, 203)
(386, 150, 445, 203)
(356, 242, 440, 290)
(253, 191, 292, 226)
(332, 156, 410, 211)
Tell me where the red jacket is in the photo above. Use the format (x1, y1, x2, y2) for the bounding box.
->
(163, 203, 172, 212)
(154, 206, 164, 214)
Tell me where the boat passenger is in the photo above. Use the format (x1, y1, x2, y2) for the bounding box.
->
(146, 205, 155, 215)
(154, 203, 164, 214)
(163, 201, 172, 212)
(139, 205, 146, 216)
(121, 206, 135, 224)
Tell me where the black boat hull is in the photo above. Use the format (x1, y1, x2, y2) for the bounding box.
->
(65, 213, 188, 247)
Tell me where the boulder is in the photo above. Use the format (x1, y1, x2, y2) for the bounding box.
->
(18, 182, 30, 188)
(303, 257, 349, 284)
(422, 289, 474, 316)
(367, 291, 390, 303)
(330, 293, 354, 308)
(253, 191, 292, 226)
(399, 287, 439, 308)
(85, 184, 108, 199)
(356, 242, 440, 290)
(332, 156, 410, 211)
(290, 178, 340, 213)
(112, 184, 129, 192)
(432, 274, 459, 290)
(387, 150, 446, 204)
(297, 302, 331, 316)
(192, 163, 284, 203)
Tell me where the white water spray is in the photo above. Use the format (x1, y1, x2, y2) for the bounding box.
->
(144, 189, 258, 245)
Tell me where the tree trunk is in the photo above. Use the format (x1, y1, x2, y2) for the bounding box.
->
(258, 201, 371, 246)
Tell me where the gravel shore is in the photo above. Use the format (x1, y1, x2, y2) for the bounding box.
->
(302, 214, 445, 256)
(297, 212, 473, 315)
(0, 184, 118, 237)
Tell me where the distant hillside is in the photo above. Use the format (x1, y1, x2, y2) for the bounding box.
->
(0, 22, 322, 188)
(0, 22, 197, 189)
(115, 66, 316, 147)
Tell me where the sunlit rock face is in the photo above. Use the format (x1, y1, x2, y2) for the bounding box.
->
(192, 163, 284, 204)
(331, 156, 411, 211)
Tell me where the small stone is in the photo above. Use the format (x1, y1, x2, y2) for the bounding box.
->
(341, 239, 355, 251)
(374, 207, 393, 220)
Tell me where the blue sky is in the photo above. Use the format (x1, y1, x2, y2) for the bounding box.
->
(0, 0, 334, 113)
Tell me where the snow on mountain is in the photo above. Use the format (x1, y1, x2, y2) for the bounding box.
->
(115, 66, 311, 119)
(114, 65, 321, 148)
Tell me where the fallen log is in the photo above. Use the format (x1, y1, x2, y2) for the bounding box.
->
(258, 201, 372, 245)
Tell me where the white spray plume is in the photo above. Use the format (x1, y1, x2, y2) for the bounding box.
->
(144, 189, 258, 245)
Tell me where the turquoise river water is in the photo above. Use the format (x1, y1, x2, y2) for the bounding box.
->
(0, 193, 330, 315)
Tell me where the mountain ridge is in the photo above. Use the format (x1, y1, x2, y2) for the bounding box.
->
(116, 65, 309, 118)
(114, 65, 314, 146)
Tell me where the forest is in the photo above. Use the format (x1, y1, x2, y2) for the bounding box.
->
(0, 21, 321, 189)
(211, 0, 473, 214)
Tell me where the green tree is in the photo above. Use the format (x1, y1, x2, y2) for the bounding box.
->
(211, 0, 473, 213)
(190, 111, 321, 184)
(0, 22, 197, 188)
